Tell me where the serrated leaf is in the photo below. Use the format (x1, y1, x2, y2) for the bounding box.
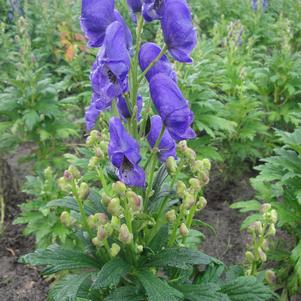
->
(137, 270, 183, 301)
(23, 110, 40, 130)
(221, 276, 274, 301)
(20, 244, 100, 275)
(105, 286, 145, 301)
(147, 247, 214, 269)
(149, 224, 169, 252)
(92, 258, 131, 289)
(230, 200, 261, 213)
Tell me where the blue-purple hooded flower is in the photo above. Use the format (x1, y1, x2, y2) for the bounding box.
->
(139, 42, 177, 82)
(126, 0, 143, 13)
(80, 0, 115, 48)
(108, 117, 145, 187)
(161, 0, 197, 63)
(114, 10, 133, 51)
(147, 115, 176, 162)
(150, 73, 196, 141)
(117, 95, 142, 121)
(142, 0, 165, 22)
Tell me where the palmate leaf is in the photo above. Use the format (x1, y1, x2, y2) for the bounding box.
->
(105, 286, 145, 301)
(92, 258, 131, 289)
(20, 244, 101, 275)
(220, 276, 274, 301)
(48, 273, 94, 301)
(146, 247, 214, 269)
(149, 224, 169, 252)
(137, 270, 183, 301)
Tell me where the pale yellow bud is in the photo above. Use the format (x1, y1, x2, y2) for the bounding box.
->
(165, 209, 176, 223)
(119, 224, 133, 244)
(179, 223, 189, 237)
(110, 243, 121, 257)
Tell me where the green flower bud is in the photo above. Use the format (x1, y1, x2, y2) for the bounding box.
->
(107, 198, 122, 216)
(97, 225, 107, 240)
(198, 172, 210, 186)
(44, 167, 53, 179)
(197, 196, 207, 210)
(104, 223, 113, 236)
(60, 211, 71, 227)
(260, 203, 272, 214)
(192, 160, 203, 174)
(270, 209, 278, 224)
(88, 215, 97, 229)
(166, 209, 176, 223)
(88, 156, 99, 168)
(179, 223, 189, 237)
(265, 270, 276, 285)
(95, 147, 104, 159)
(86, 136, 93, 146)
(94, 213, 108, 225)
(57, 177, 71, 192)
(90, 130, 101, 141)
(101, 192, 111, 207)
(99, 141, 108, 152)
(166, 156, 177, 175)
(127, 191, 142, 212)
(118, 224, 133, 244)
(183, 192, 195, 209)
(79, 182, 89, 200)
(202, 159, 211, 171)
(136, 245, 144, 253)
(113, 181, 127, 194)
(110, 243, 121, 257)
(262, 239, 269, 252)
(68, 165, 81, 179)
(176, 181, 186, 198)
(258, 247, 267, 262)
(92, 237, 103, 247)
(63, 170, 73, 181)
(111, 216, 120, 230)
(189, 178, 201, 192)
(184, 148, 196, 162)
(248, 221, 263, 235)
(245, 251, 255, 262)
(266, 224, 276, 237)
(177, 140, 188, 153)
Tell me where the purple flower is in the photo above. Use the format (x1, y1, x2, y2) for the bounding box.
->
(117, 95, 143, 121)
(139, 42, 177, 82)
(142, 0, 165, 22)
(126, 0, 143, 13)
(252, 0, 257, 10)
(262, 0, 268, 11)
(161, 0, 197, 63)
(114, 10, 133, 52)
(149, 73, 196, 141)
(108, 117, 145, 187)
(80, 0, 115, 48)
(146, 115, 176, 162)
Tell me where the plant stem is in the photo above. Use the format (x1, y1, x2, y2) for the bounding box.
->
(97, 167, 108, 192)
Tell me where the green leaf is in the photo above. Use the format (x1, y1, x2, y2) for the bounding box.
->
(92, 258, 131, 289)
(20, 244, 101, 275)
(149, 224, 169, 252)
(147, 247, 214, 269)
(230, 200, 261, 213)
(176, 283, 229, 301)
(136, 270, 183, 301)
(105, 287, 145, 301)
(240, 214, 263, 230)
(23, 110, 40, 130)
(48, 273, 92, 301)
(220, 276, 274, 301)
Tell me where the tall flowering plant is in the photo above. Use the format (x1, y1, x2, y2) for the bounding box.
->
(21, 1, 274, 300)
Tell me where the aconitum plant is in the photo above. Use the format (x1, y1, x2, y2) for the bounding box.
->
(21, 1, 274, 300)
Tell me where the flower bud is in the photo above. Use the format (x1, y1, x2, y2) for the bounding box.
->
(90, 130, 101, 142)
(104, 223, 113, 236)
(111, 216, 120, 230)
(179, 223, 189, 237)
(245, 251, 255, 262)
(265, 270, 276, 285)
(88, 156, 99, 168)
(166, 209, 176, 223)
(176, 181, 186, 198)
(189, 178, 201, 192)
(79, 182, 89, 200)
(177, 140, 188, 153)
(95, 147, 104, 159)
(88, 215, 97, 229)
(270, 209, 278, 224)
(101, 192, 111, 207)
(248, 221, 263, 235)
(183, 192, 195, 209)
(166, 156, 177, 175)
(202, 159, 211, 171)
(262, 239, 269, 252)
(113, 181, 127, 194)
(197, 196, 207, 210)
(260, 203, 271, 214)
(266, 224, 276, 236)
(110, 243, 121, 257)
(184, 148, 196, 162)
(94, 213, 108, 225)
(127, 191, 142, 212)
(258, 247, 267, 262)
(57, 177, 71, 192)
(99, 141, 108, 152)
(92, 237, 103, 247)
(192, 160, 203, 174)
(118, 224, 133, 244)
(44, 167, 53, 179)
(107, 198, 122, 216)
(136, 245, 143, 253)
(68, 165, 81, 179)
(97, 225, 107, 240)
(60, 211, 71, 227)
(63, 170, 73, 181)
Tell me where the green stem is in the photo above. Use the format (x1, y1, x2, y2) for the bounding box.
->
(168, 205, 185, 247)
(97, 167, 108, 192)
(138, 44, 168, 83)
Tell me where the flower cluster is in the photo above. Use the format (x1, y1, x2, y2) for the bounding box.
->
(81, 0, 197, 188)
(252, 0, 268, 12)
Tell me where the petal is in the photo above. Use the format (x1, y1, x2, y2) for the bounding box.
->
(126, 0, 143, 13)
(119, 158, 145, 187)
